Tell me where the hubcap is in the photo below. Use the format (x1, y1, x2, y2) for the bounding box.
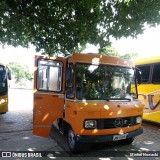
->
(68, 130, 75, 149)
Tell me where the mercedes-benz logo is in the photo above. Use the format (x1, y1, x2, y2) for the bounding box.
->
(114, 118, 123, 128)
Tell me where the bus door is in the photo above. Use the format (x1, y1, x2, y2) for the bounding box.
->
(33, 56, 66, 137)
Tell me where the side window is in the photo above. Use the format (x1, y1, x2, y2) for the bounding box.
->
(37, 59, 63, 91)
(138, 65, 151, 83)
(66, 64, 74, 99)
(152, 64, 160, 84)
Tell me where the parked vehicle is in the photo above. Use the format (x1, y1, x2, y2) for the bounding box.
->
(0, 63, 11, 113)
(33, 53, 143, 153)
(135, 56, 160, 124)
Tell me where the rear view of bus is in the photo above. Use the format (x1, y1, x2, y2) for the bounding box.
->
(0, 63, 11, 114)
(135, 56, 160, 124)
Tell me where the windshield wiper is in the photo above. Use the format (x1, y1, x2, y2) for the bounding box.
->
(106, 98, 132, 101)
(101, 98, 110, 101)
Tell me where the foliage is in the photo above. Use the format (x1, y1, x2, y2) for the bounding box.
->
(7, 62, 33, 83)
(0, 0, 160, 55)
(99, 46, 138, 60)
(99, 46, 119, 57)
(121, 52, 138, 60)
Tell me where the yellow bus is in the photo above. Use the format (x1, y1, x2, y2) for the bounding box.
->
(0, 63, 11, 114)
(134, 56, 160, 124)
(33, 53, 143, 153)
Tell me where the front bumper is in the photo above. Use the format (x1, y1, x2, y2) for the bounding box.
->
(76, 127, 143, 143)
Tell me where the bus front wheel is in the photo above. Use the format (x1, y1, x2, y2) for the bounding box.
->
(67, 128, 81, 153)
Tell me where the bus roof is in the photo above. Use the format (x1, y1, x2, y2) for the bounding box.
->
(134, 56, 160, 66)
(67, 53, 134, 68)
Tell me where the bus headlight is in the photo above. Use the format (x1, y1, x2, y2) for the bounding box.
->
(136, 116, 142, 124)
(84, 120, 97, 129)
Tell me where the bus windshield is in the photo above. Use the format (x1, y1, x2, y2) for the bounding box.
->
(76, 63, 137, 100)
(0, 65, 7, 96)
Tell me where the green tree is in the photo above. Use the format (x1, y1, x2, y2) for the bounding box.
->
(0, 0, 160, 55)
(99, 46, 119, 57)
(7, 62, 33, 83)
(121, 52, 138, 60)
(99, 46, 138, 60)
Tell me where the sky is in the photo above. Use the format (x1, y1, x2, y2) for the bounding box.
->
(84, 24, 160, 58)
(0, 24, 160, 69)
(0, 45, 37, 70)
(111, 25, 160, 58)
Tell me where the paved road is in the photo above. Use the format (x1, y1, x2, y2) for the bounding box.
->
(0, 89, 160, 160)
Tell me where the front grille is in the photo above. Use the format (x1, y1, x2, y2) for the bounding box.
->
(97, 116, 137, 129)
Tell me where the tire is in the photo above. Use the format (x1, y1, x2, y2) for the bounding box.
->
(0, 112, 6, 114)
(67, 127, 81, 153)
(119, 137, 135, 145)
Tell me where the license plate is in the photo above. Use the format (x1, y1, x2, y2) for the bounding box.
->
(113, 133, 128, 141)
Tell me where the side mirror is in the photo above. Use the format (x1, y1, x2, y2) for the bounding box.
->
(136, 68, 141, 84)
(7, 69, 12, 80)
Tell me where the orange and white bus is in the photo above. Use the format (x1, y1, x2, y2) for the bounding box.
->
(135, 56, 160, 124)
(0, 63, 11, 113)
(33, 53, 143, 153)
